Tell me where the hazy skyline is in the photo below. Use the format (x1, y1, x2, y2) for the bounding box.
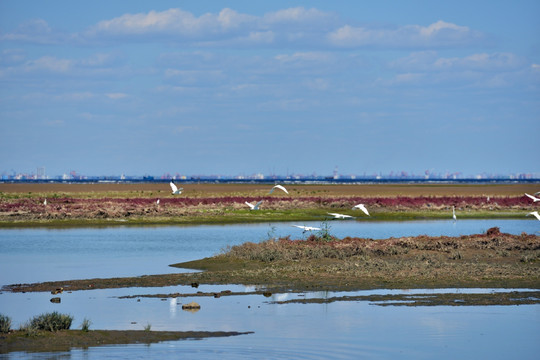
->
(1, 1, 539, 177)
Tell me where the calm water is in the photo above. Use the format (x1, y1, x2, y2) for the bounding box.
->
(0, 219, 539, 359)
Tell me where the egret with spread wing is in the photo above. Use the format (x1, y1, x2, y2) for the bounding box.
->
(245, 200, 263, 210)
(328, 212, 354, 219)
(525, 193, 540, 202)
(527, 211, 540, 221)
(170, 182, 183, 195)
(269, 184, 289, 194)
(352, 204, 370, 216)
(292, 225, 321, 233)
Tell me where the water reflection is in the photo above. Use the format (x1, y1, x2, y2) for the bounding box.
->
(1, 220, 539, 359)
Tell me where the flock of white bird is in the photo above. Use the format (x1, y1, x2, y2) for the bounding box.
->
(167, 182, 373, 234)
(40, 184, 540, 227)
(525, 192, 540, 221)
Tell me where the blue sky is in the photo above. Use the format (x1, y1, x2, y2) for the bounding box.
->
(1, 1, 539, 177)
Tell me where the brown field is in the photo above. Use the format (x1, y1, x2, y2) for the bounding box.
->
(1, 182, 538, 226)
(1, 182, 538, 197)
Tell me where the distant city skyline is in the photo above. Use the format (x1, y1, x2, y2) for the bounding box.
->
(1, 1, 539, 177)
(2, 167, 538, 181)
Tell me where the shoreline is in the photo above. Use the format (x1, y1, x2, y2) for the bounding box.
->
(0, 330, 252, 354)
(5, 228, 539, 294)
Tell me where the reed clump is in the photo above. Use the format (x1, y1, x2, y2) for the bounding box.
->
(0, 313, 12, 333)
(223, 227, 539, 265)
(28, 312, 73, 332)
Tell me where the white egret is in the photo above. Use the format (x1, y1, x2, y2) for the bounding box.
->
(170, 182, 183, 195)
(527, 211, 540, 221)
(452, 206, 457, 221)
(292, 225, 321, 233)
(327, 212, 354, 219)
(525, 193, 540, 202)
(43, 199, 47, 206)
(352, 204, 370, 216)
(156, 199, 160, 205)
(245, 200, 263, 210)
(269, 184, 289, 195)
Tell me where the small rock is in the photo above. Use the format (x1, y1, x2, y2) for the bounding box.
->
(486, 227, 501, 236)
(191, 282, 199, 288)
(182, 301, 201, 310)
(182, 301, 201, 313)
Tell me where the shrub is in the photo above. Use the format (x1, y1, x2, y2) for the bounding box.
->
(0, 314, 11, 333)
(81, 318, 92, 332)
(30, 312, 73, 332)
(19, 321, 38, 336)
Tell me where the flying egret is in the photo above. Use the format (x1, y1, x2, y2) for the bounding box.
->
(269, 184, 289, 195)
(292, 225, 321, 233)
(525, 193, 540, 202)
(170, 182, 183, 195)
(328, 212, 354, 219)
(527, 211, 540, 221)
(245, 200, 263, 210)
(352, 204, 370, 216)
(452, 206, 457, 221)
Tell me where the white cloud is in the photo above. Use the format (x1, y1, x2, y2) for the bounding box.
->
(2, 9, 487, 50)
(0, 19, 73, 44)
(0, 49, 26, 65)
(327, 20, 484, 48)
(25, 56, 74, 73)
(86, 8, 256, 39)
(263, 7, 335, 25)
(391, 52, 525, 72)
(105, 93, 128, 100)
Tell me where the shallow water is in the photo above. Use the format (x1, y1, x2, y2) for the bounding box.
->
(0, 220, 539, 359)
(1, 286, 539, 359)
(0, 219, 537, 285)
